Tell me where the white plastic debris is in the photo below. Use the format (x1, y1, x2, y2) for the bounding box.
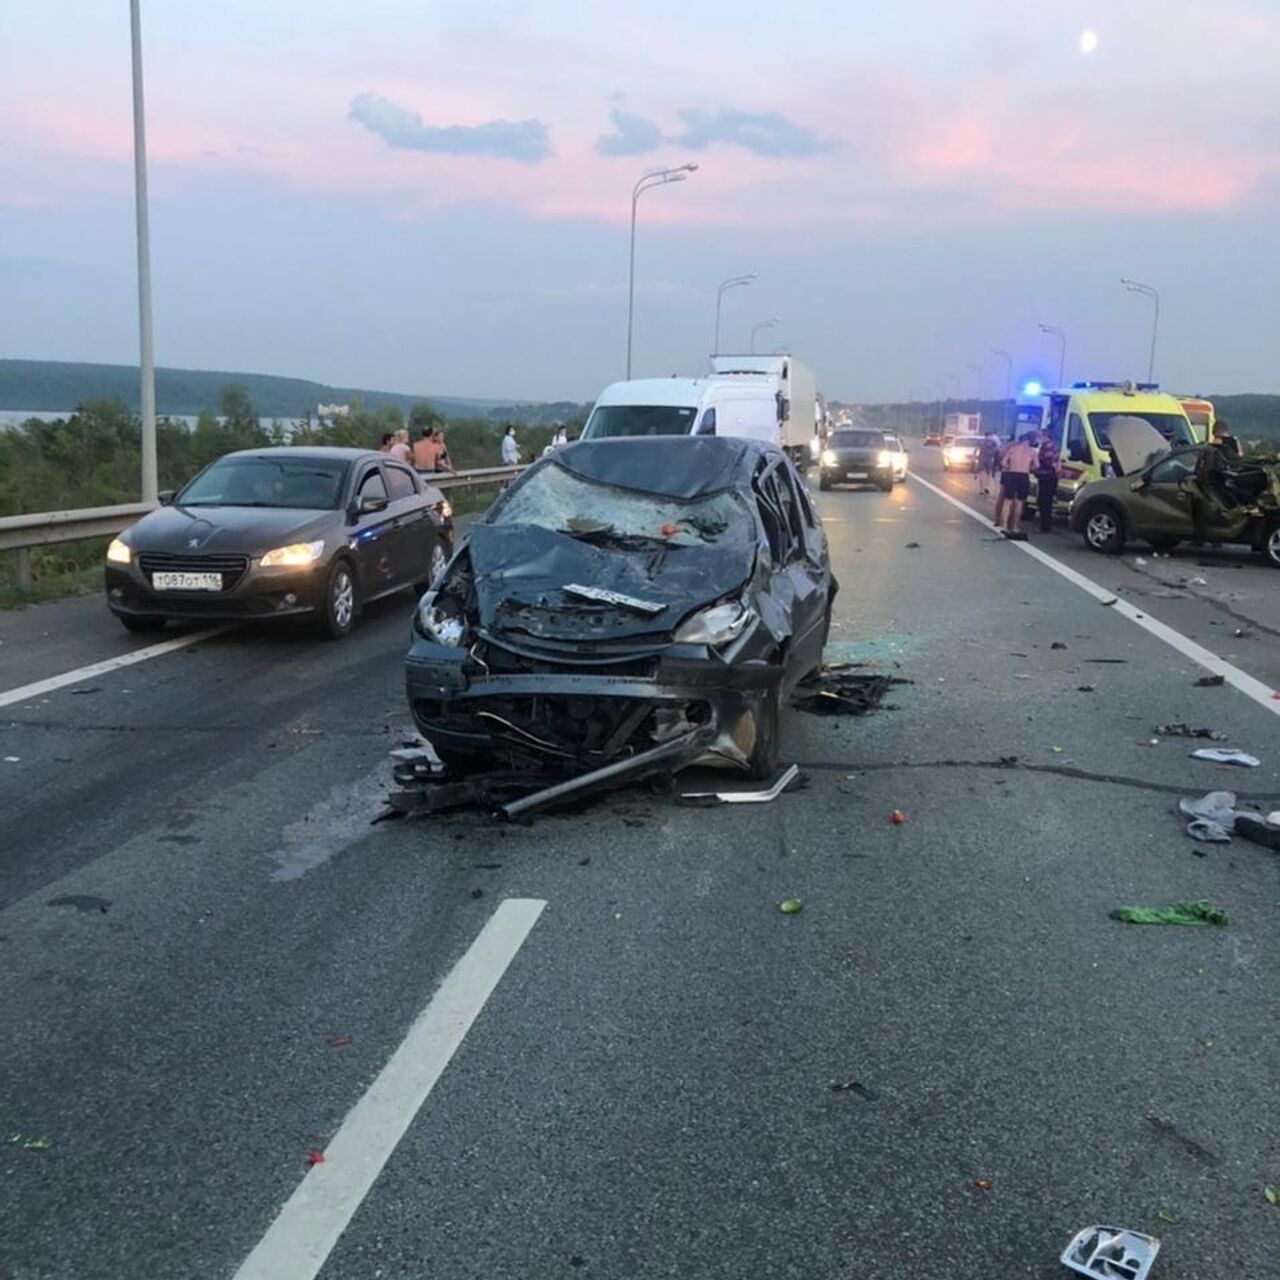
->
(2, 756, 19, 764)
(1061, 1225, 1159, 1279)
(1191, 747, 1260, 768)
(683, 764, 800, 805)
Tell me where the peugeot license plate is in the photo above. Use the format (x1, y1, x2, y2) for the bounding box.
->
(152, 571, 222, 591)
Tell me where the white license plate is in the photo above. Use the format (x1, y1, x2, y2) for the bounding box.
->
(152, 571, 223, 591)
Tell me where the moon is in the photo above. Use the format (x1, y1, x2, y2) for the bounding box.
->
(1080, 29, 1099, 54)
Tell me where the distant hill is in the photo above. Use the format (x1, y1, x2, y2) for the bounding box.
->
(0, 359, 585, 426)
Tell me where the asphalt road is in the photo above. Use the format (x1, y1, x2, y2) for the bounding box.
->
(1, 449, 1277, 1280)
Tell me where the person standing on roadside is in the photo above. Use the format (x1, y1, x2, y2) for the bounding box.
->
(413, 425, 452, 472)
(501, 424, 520, 466)
(388, 428, 413, 464)
(978, 434, 1000, 495)
(995, 432, 1038, 537)
(1034, 431, 1060, 532)
(378, 432, 393, 453)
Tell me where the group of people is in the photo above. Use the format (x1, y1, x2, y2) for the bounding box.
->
(379, 426, 454, 473)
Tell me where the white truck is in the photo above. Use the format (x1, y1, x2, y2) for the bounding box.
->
(709, 354, 818, 466)
(945, 411, 982, 436)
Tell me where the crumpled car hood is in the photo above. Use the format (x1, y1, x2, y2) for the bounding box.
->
(466, 523, 754, 641)
(1108, 417, 1173, 476)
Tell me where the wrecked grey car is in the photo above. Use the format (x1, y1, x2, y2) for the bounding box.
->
(405, 436, 836, 783)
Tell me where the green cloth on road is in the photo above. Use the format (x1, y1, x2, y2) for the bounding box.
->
(1110, 899, 1229, 927)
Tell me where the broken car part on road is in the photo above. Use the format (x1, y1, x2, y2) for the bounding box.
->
(1061, 1225, 1159, 1280)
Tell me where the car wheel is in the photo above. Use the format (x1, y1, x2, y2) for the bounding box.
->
(1147, 537, 1181, 553)
(818, 474, 832, 491)
(1262, 519, 1280, 569)
(745, 683, 781, 781)
(1082, 503, 1126, 555)
(414, 539, 449, 594)
(878, 477, 894, 492)
(120, 614, 166, 634)
(316, 558, 357, 639)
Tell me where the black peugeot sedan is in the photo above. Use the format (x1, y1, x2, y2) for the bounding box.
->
(105, 447, 453, 638)
(406, 436, 835, 780)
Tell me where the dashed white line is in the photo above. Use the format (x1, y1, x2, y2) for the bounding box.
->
(907, 470, 1279, 717)
(233, 897, 547, 1280)
(0, 626, 232, 710)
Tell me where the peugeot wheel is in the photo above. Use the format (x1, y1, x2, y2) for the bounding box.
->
(1082, 505, 1125, 555)
(415, 539, 449, 594)
(1263, 519, 1280, 569)
(745, 684, 781, 781)
(317, 558, 357, 638)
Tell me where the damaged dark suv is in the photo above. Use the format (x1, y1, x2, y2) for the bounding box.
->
(405, 436, 835, 783)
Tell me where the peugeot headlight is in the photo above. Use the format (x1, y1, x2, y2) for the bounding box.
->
(260, 539, 324, 567)
(106, 537, 132, 565)
(877, 449, 893, 467)
(821, 449, 837, 467)
(415, 591, 466, 646)
(674, 600, 753, 647)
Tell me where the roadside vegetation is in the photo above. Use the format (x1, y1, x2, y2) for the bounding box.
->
(0, 385, 580, 607)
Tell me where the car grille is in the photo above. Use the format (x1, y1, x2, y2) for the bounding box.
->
(137, 551, 249, 591)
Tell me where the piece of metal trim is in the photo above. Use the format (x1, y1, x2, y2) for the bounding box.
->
(682, 762, 799, 804)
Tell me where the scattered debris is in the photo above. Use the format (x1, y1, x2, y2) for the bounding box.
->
(1156, 723, 1226, 740)
(5, 1133, 52, 1151)
(2, 756, 19, 764)
(1235, 816, 1280, 851)
(307, 1149, 326, 1166)
(1100, 598, 1118, 607)
(829, 1081, 878, 1100)
(779, 898, 803, 915)
(1191, 747, 1260, 768)
(327, 1035, 351, 1048)
(1156, 1209, 1178, 1225)
(1265, 1186, 1278, 1207)
(890, 809, 907, 825)
(1194, 674, 1225, 687)
(1186, 819, 1231, 844)
(1077, 685, 1096, 693)
(470, 887, 484, 899)
(1110, 900, 1228, 927)
(1134, 557, 1148, 566)
(1061, 1226, 1159, 1280)
(791, 665, 911, 716)
(46, 895, 110, 914)
(1084, 658, 1129, 664)
(683, 764, 800, 806)
(904, 541, 921, 549)
(1051, 641, 1068, 650)
(1233, 627, 1248, 638)
(973, 1177, 992, 1192)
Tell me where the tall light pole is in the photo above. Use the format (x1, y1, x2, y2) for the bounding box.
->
(933, 378, 946, 434)
(750, 317, 779, 354)
(713, 273, 755, 357)
(626, 163, 698, 379)
(1038, 323, 1067, 386)
(1120, 278, 1160, 383)
(130, 0, 157, 503)
(991, 348, 1012, 438)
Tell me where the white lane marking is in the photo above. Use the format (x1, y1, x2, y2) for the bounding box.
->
(907, 471, 1280, 716)
(233, 897, 547, 1280)
(0, 626, 232, 710)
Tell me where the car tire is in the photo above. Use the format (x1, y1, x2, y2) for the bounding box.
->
(1262, 518, 1280, 569)
(745, 683, 782, 781)
(316, 558, 358, 639)
(1146, 537, 1181, 553)
(818, 474, 832, 492)
(120, 614, 166, 634)
(878, 478, 894, 492)
(414, 538, 449, 595)
(1081, 502, 1126, 555)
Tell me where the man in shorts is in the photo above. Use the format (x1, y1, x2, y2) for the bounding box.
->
(995, 432, 1038, 537)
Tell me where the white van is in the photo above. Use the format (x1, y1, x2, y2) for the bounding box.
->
(580, 377, 782, 447)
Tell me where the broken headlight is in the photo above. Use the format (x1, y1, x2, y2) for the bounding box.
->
(674, 600, 753, 647)
(415, 591, 466, 646)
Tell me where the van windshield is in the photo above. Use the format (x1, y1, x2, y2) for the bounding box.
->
(1087, 412, 1195, 450)
(829, 430, 883, 448)
(583, 405, 697, 438)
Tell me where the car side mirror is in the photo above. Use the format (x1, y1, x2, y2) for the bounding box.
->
(1130, 479, 1147, 492)
(158, 489, 175, 506)
(358, 495, 389, 515)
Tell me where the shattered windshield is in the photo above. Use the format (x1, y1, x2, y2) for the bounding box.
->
(492, 461, 752, 546)
(1088, 412, 1195, 451)
(582, 404, 697, 438)
(178, 457, 348, 509)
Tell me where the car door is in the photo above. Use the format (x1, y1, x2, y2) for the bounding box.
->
(1127, 450, 1199, 538)
(381, 461, 435, 586)
(350, 464, 397, 594)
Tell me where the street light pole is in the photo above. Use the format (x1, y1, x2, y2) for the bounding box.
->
(713, 273, 756, 357)
(626, 163, 698, 379)
(1120, 278, 1161, 382)
(991, 348, 1012, 437)
(1038, 323, 1067, 386)
(749, 317, 779, 354)
(129, 0, 157, 504)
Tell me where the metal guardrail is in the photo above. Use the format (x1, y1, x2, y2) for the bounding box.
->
(0, 465, 526, 589)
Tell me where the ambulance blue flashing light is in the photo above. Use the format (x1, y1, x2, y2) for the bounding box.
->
(1021, 380, 1043, 397)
